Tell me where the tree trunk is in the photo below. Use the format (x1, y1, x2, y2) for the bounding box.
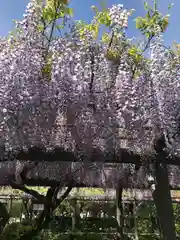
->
(153, 162, 176, 240)
(0, 202, 9, 235)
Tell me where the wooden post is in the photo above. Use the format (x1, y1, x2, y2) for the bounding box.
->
(20, 199, 23, 222)
(71, 189, 80, 231)
(71, 198, 76, 231)
(9, 196, 13, 218)
(7, 197, 10, 216)
(116, 187, 124, 239)
(133, 201, 139, 240)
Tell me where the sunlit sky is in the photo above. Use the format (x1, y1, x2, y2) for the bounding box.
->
(0, 0, 179, 46)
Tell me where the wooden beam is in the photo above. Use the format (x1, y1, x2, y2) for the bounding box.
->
(1, 146, 180, 165)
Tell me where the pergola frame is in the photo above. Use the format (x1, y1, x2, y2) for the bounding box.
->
(1, 144, 180, 165)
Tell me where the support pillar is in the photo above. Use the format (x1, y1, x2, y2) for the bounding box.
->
(153, 163, 176, 240)
(116, 187, 124, 239)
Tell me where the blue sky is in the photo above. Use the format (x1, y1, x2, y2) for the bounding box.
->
(0, 0, 179, 46)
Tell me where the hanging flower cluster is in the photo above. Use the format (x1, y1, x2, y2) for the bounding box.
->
(149, 28, 180, 154)
(109, 4, 131, 29)
(0, 0, 179, 160)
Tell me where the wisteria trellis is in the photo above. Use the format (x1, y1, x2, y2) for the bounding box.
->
(0, 0, 180, 162)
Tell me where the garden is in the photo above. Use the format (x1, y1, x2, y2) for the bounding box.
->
(0, 0, 180, 239)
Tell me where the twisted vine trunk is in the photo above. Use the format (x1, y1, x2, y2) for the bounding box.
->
(19, 185, 72, 240)
(0, 202, 9, 236)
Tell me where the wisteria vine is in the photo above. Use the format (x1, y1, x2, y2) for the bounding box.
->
(0, 0, 180, 160)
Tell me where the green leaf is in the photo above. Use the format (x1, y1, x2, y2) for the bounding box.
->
(168, 2, 174, 10)
(101, 32, 110, 43)
(145, 31, 151, 38)
(37, 24, 44, 32)
(154, 0, 157, 11)
(134, 70, 141, 79)
(135, 17, 147, 30)
(65, 7, 73, 16)
(144, 1, 149, 11)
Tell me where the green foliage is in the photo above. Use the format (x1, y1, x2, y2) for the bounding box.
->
(78, 188, 104, 196)
(37, 0, 73, 47)
(42, 2, 73, 23)
(173, 203, 180, 235)
(91, 5, 111, 27)
(36, 230, 61, 240)
(168, 3, 174, 10)
(128, 46, 143, 64)
(27, 186, 48, 194)
(37, 230, 117, 240)
(135, 1, 170, 38)
(10, 200, 22, 218)
(2, 222, 33, 240)
(75, 4, 133, 42)
(74, 3, 141, 67)
(2, 199, 180, 239)
(75, 21, 99, 40)
(75, 5, 112, 41)
(172, 41, 180, 56)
